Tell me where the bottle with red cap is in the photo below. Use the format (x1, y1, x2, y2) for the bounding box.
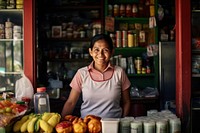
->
(33, 87, 50, 114)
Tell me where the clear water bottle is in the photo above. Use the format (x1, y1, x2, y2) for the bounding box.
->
(34, 87, 50, 114)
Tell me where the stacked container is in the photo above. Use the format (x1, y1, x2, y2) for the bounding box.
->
(13, 25, 22, 39)
(5, 18, 12, 39)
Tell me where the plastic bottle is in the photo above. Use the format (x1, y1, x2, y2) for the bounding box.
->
(34, 87, 50, 114)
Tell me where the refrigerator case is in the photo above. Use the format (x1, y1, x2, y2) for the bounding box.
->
(159, 41, 176, 110)
(0, 9, 24, 92)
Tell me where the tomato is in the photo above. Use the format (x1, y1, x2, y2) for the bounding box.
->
(0, 102, 5, 109)
(13, 104, 27, 113)
(0, 100, 12, 107)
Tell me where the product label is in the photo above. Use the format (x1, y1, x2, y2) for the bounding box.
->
(139, 31, 146, 43)
(132, 4, 138, 13)
(38, 98, 46, 105)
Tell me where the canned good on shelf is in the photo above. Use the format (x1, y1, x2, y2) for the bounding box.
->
(16, 4, 23, 9)
(5, 27, 12, 39)
(128, 33, 134, 47)
(122, 39, 128, 47)
(5, 18, 12, 28)
(13, 32, 22, 39)
(116, 30, 122, 39)
(13, 25, 22, 33)
(135, 57, 142, 71)
(116, 39, 122, 47)
(16, 0, 23, 5)
(122, 30, 127, 39)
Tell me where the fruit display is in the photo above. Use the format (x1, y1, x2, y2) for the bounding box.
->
(13, 112, 61, 133)
(83, 115, 101, 133)
(56, 114, 102, 133)
(0, 99, 28, 127)
(55, 121, 73, 133)
(11, 112, 102, 133)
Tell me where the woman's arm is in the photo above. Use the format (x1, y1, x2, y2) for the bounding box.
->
(61, 89, 81, 118)
(122, 88, 131, 117)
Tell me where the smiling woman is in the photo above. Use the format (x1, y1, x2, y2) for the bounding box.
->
(61, 34, 131, 119)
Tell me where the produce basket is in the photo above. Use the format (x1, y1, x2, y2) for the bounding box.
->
(0, 93, 32, 132)
(3, 109, 32, 132)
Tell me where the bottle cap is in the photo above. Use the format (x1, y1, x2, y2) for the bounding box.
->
(37, 87, 46, 92)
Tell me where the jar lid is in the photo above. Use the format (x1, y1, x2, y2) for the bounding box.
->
(37, 87, 46, 92)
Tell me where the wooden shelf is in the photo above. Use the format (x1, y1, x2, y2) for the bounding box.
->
(131, 96, 158, 101)
(192, 49, 200, 54)
(192, 10, 200, 13)
(0, 9, 23, 12)
(45, 38, 91, 42)
(0, 39, 23, 41)
(106, 0, 139, 4)
(192, 108, 200, 111)
(114, 47, 147, 56)
(128, 73, 155, 77)
(192, 74, 200, 77)
(115, 17, 149, 23)
(46, 58, 92, 62)
(47, 5, 102, 11)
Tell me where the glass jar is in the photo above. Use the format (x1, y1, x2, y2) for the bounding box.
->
(119, 4, 125, 17)
(120, 118, 131, 133)
(131, 120, 142, 133)
(113, 4, 119, 17)
(126, 4, 132, 17)
(6, 0, 15, 9)
(143, 121, 155, 133)
(135, 57, 142, 73)
(108, 4, 113, 16)
(132, 4, 138, 17)
(169, 118, 181, 133)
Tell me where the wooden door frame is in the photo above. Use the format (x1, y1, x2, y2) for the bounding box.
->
(176, 0, 191, 132)
(24, 0, 36, 89)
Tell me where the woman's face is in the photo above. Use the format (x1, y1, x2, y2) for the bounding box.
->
(89, 39, 113, 66)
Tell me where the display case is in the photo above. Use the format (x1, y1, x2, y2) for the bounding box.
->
(36, 0, 104, 86)
(0, 5, 24, 92)
(191, 2, 200, 132)
(36, 1, 105, 114)
(104, 0, 159, 116)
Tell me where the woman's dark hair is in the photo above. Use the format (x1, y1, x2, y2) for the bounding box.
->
(90, 33, 114, 51)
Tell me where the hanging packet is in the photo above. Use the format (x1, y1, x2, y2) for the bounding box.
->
(15, 74, 34, 101)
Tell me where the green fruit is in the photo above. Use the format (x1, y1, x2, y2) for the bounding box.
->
(5, 107, 12, 113)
